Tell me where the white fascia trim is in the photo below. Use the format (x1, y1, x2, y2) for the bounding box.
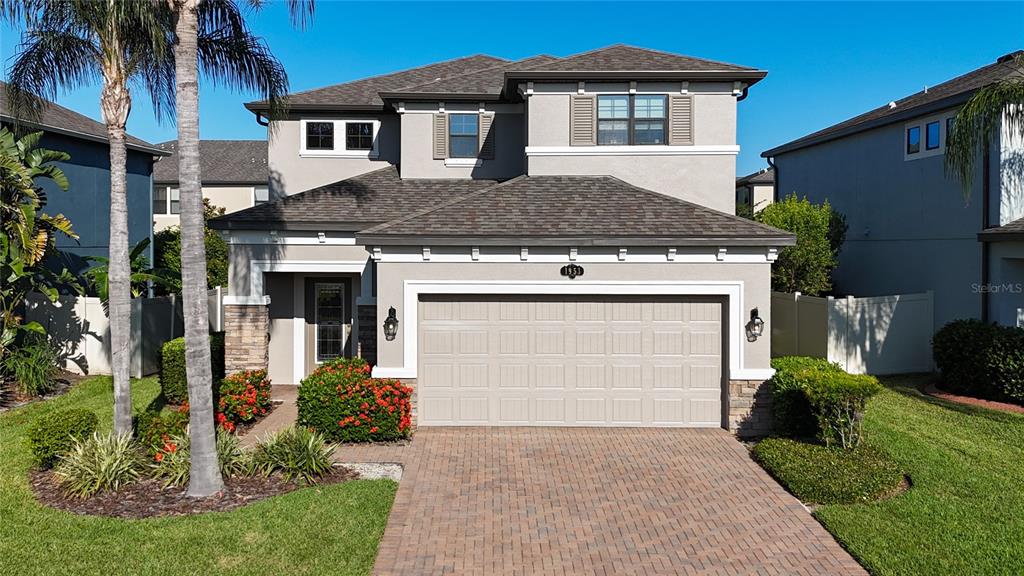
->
(525, 145, 739, 157)
(373, 246, 776, 264)
(387, 280, 749, 381)
(444, 158, 483, 168)
(247, 259, 367, 298)
(226, 231, 357, 245)
(223, 295, 271, 306)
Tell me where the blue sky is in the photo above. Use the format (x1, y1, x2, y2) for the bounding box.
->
(2, 1, 1020, 175)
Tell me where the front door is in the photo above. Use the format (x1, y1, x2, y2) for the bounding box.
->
(304, 279, 351, 376)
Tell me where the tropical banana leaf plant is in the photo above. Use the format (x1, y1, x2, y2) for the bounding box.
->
(84, 237, 176, 314)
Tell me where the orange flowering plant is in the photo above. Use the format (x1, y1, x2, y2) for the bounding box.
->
(218, 370, 272, 432)
(297, 357, 413, 443)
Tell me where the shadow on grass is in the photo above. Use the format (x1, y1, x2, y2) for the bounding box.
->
(879, 373, 1024, 426)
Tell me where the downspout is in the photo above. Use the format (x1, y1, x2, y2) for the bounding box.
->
(766, 155, 779, 203)
(255, 112, 269, 127)
(981, 139, 991, 323)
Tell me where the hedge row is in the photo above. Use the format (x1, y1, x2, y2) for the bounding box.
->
(159, 333, 225, 405)
(932, 319, 1024, 405)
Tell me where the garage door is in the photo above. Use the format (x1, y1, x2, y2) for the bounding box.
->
(417, 295, 723, 427)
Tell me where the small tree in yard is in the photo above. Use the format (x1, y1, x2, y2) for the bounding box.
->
(153, 200, 228, 293)
(756, 194, 847, 295)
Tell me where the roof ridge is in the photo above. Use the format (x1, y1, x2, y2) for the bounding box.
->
(390, 54, 557, 93)
(359, 175, 524, 234)
(530, 43, 757, 71)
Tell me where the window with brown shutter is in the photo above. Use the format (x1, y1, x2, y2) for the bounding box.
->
(479, 113, 495, 159)
(668, 95, 694, 145)
(432, 113, 448, 159)
(569, 95, 596, 146)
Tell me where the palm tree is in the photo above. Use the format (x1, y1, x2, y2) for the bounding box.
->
(5, 1, 174, 436)
(946, 54, 1024, 200)
(168, 0, 305, 497)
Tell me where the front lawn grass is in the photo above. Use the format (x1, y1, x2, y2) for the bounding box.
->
(812, 374, 1024, 575)
(0, 375, 397, 576)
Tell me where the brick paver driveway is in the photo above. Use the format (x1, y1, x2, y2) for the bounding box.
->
(368, 428, 865, 576)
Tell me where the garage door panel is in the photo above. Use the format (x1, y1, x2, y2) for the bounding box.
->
(418, 296, 723, 427)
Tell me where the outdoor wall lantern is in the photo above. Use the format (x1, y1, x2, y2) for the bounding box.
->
(746, 308, 765, 342)
(383, 306, 399, 341)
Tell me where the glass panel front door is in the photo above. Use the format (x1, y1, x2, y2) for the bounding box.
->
(315, 283, 345, 362)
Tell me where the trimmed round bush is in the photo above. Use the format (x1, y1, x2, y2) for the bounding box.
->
(297, 357, 412, 443)
(802, 369, 882, 448)
(752, 437, 903, 505)
(933, 319, 1024, 404)
(769, 356, 842, 437)
(159, 333, 225, 405)
(217, 369, 272, 433)
(27, 408, 99, 469)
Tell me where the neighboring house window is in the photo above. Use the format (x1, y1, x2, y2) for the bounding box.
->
(926, 121, 940, 150)
(153, 186, 168, 215)
(597, 95, 630, 145)
(315, 282, 345, 362)
(345, 122, 374, 150)
(906, 126, 920, 154)
(448, 114, 479, 158)
(169, 188, 180, 214)
(306, 121, 334, 150)
(633, 95, 667, 145)
(253, 185, 269, 206)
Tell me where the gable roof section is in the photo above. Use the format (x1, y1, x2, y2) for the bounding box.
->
(504, 44, 766, 84)
(979, 216, 1024, 242)
(208, 166, 499, 231)
(380, 55, 559, 100)
(736, 168, 774, 187)
(245, 55, 506, 112)
(0, 81, 165, 155)
(153, 140, 267, 184)
(763, 51, 1024, 157)
(356, 175, 795, 246)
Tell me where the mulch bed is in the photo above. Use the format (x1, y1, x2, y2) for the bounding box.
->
(924, 384, 1024, 415)
(0, 371, 86, 412)
(29, 466, 356, 519)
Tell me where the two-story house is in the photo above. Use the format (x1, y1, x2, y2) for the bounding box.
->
(210, 45, 794, 436)
(763, 51, 1024, 329)
(152, 140, 269, 231)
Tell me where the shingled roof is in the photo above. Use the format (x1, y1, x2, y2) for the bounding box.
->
(153, 140, 267, 184)
(245, 55, 506, 112)
(380, 55, 558, 100)
(736, 168, 774, 187)
(356, 175, 795, 246)
(979, 216, 1024, 242)
(518, 44, 759, 74)
(208, 166, 499, 231)
(0, 81, 165, 155)
(763, 50, 1024, 157)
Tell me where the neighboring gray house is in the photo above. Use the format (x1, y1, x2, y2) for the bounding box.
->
(763, 51, 1024, 329)
(0, 81, 165, 276)
(211, 45, 795, 436)
(736, 167, 774, 214)
(152, 140, 268, 231)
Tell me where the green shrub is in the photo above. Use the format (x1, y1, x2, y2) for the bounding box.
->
(27, 408, 99, 469)
(217, 369, 272, 433)
(2, 334, 60, 397)
(297, 357, 412, 443)
(803, 369, 883, 448)
(150, 430, 250, 488)
(933, 319, 1024, 404)
(755, 193, 847, 295)
(752, 437, 903, 505)
(135, 407, 189, 454)
(153, 199, 228, 293)
(251, 426, 334, 484)
(159, 333, 225, 405)
(770, 356, 842, 437)
(54, 432, 143, 498)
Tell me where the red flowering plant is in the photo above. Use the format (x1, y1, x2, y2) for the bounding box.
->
(217, 369, 272, 432)
(135, 404, 189, 455)
(297, 357, 413, 442)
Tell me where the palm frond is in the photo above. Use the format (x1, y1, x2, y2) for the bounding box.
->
(6, 29, 100, 127)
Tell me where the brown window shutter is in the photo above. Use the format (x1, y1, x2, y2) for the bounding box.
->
(569, 95, 596, 146)
(479, 113, 495, 159)
(668, 95, 694, 145)
(432, 113, 448, 159)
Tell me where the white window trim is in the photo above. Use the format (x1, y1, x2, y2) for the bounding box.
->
(904, 110, 957, 162)
(252, 184, 269, 206)
(369, 279, 775, 382)
(299, 118, 381, 158)
(444, 157, 483, 167)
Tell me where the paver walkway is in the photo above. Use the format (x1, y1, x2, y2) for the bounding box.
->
(372, 427, 866, 576)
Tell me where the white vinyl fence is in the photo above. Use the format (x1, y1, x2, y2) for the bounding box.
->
(771, 290, 934, 375)
(25, 287, 224, 378)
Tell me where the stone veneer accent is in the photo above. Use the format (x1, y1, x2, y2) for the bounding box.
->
(224, 304, 270, 374)
(728, 379, 774, 438)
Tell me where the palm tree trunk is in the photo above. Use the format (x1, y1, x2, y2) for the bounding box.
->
(174, 0, 222, 497)
(100, 81, 133, 437)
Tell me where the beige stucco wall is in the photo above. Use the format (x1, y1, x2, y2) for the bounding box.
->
(153, 185, 259, 232)
(399, 109, 526, 179)
(267, 114, 400, 197)
(373, 259, 773, 375)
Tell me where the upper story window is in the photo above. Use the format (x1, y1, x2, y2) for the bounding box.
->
(906, 126, 920, 155)
(253, 185, 269, 206)
(169, 188, 180, 215)
(153, 186, 168, 215)
(305, 122, 334, 150)
(926, 121, 940, 150)
(448, 114, 479, 158)
(597, 94, 667, 145)
(300, 119, 380, 157)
